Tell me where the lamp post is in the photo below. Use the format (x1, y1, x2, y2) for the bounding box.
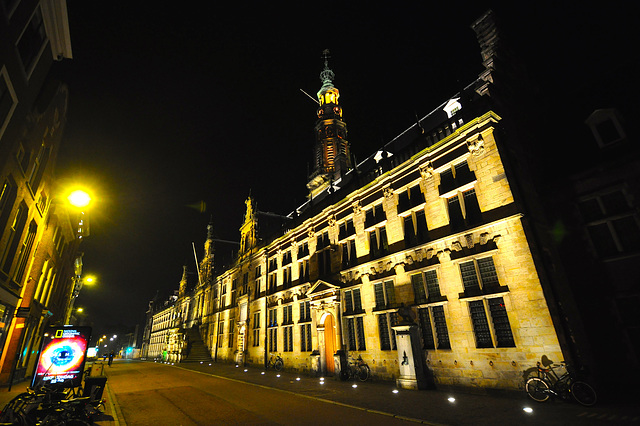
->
(64, 188, 94, 324)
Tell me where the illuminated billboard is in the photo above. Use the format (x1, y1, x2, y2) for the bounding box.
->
(32, 326, 92, 388)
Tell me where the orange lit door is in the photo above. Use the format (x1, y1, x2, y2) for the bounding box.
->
(324, 314, 335, 374)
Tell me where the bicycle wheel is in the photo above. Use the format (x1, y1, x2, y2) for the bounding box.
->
(525, 378, 550, 402)
(357, 365, 370, 382)
(571, 381, 597, 407)
(274, 359, 283, 371)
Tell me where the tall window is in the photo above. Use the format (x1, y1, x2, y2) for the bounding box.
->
(27, 143, 50, 191)
(343, 288, 363, 314)
(404, 209, 429, 248)
(268, 308, 278, 352)
(228, 319, 235, 348)
(338, 219, 356, 240)
(447, 189, 482, 231)
(298, 258, 309, 283)
(459, 257, 501, 296)
(252, 312, 260, 347)
(1, 72, 17, 136)
(17, 6, 46, 74)
(299, 301, 311, 322)
(345, 316, 366, 351)
(373, 280, 396, 310)
(14, 221, 37, 283)
(411, 270, 444, 304)
(369, 226, 389, 260)
(2, 202, 28, 275)
(468, 297, 515, 348)
(0, 176, 17, 237)
(218, 320, 224, 348)
(300, 323, 312, 352)
(365, 204, 386, 228)
(418, 305, 451, 350)
(397, 184, 425, 213)
(254, 265, 261, 298)
(341, 239, 357, 269)
(377, 312, 397, 350)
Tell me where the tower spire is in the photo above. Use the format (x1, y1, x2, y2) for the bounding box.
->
(307, 50, 352, 199)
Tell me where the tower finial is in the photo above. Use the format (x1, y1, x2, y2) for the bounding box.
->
(319, 49, 335, 86)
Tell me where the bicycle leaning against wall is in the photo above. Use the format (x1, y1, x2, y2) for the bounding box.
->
(525, 361, 597, 407)
(346, 355, 370, 382)
(266, 353, 284, 371)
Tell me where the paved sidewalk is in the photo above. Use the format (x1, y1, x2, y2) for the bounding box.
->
(2, 359, 639, 425)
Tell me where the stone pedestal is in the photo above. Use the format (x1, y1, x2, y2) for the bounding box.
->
(392, 324, 428, 390)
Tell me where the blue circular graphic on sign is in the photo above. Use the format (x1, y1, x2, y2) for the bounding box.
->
(50, 345, 75, 367)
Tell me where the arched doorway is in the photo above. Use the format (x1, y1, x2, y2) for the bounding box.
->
(322, 313, 336, 374)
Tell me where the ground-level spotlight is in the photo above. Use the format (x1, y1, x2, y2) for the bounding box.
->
(392, 389, 399, 394)
(244, 369, 248, 372)
(352, 384, 358, 388)
(523, 407, 533, 414)
(296, 377, 301, 381)
(261, 371, 265, 375)
(276, 374, 281, 378)
(448, 397, 456, 403)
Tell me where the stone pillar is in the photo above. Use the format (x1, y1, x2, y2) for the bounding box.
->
(392, 323, 428, 390)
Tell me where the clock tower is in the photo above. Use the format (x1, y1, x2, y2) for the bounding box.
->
(307, 50, 352, 199)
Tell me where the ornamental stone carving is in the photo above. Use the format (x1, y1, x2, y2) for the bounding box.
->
(467, 134, 485, 156)
(352, 200, 362, 214)
(420, 162, 434, 180)
(383, 187, 394, 199)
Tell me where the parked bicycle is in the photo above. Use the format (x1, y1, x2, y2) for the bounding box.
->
(266, 353, 283, 371)
(346, 355, 370, 382)
(525, 361, 597, 406)
(0, 381, 103, 425)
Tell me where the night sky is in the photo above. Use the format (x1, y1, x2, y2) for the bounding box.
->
(49, 3, 632, 340)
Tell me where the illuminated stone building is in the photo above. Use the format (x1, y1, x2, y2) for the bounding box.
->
(0, 0, 78, 385)
(140, 11, 580, 392)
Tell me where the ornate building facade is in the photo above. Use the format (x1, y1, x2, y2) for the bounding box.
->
(142, 10, 579, 392)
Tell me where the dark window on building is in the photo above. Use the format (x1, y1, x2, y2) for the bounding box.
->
(447, 188, 482, 232)
(341, 239, 357, 269)
(369, 226, 389, 260)
(365, 204, 385, 228)
(345, 316, 366, 351)
(411, 270, 443, 304)
(378, 312, 397, 350)
(418, 305, 451, 350)
(344, 288, 363, 314)
(468, 297, 515, 349)
(228, 319, 235, 348)
(14, 221, 36, 283)
(469, 300, 493, 348)
(459, 257, 501, 296)
(374, 280, 396, 310)
(252, 312, 260, 347)
(299, 301, 311, 322)
(339, 219, 356, 240)
(0, 176, 17, 236)
(398, 184, 425, 213)
(300, 323, 312, 352)
(578, 190, 640, 258)
(17, 7, 47, 74)
(2, 201, 28, 275)
(1, 74, 16, 131)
